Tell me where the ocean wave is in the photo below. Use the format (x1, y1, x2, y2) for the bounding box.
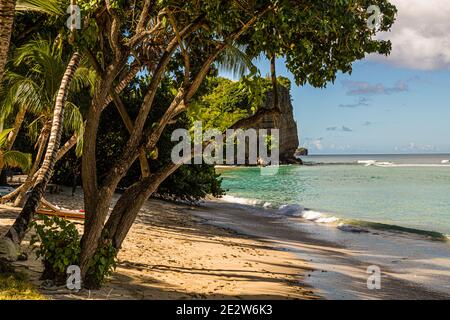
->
(221, 195, 271, 207)
(376, 163, 450, 167)
(277, 204, 339, 223)
(221, 195, 339, 224)
(219, 194, 449, 241)
(357, 159, 450, 167)
(357, 160, 392, 166)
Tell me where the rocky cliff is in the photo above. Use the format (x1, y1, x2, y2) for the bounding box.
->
(252, 85, 300, 164)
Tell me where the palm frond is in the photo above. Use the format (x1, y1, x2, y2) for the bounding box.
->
(15, 0, 65, 16)
(217, 44, 255, 78)
(63, 102, 85, 157)
(14, 39, 65, 96)
(0, 129, 14, 147)
(2, 71, 47, 117)
(27, 116, 46, 143)
(64, 101, 84, 136)
(75, 128, 84, 157)
(70, 66, 97, 94)
(2, 150, 32, 172)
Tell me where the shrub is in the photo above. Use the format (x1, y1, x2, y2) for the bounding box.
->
(84, 240, 117, 289)
(30, 215, 81, 284)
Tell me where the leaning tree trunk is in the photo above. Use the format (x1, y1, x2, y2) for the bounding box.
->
(13, 121, 51, 207)
(0, 132, 77, 205)
(107, 164, 180, 250)
(82, 163, 180, 288)
(4, 52, 81, 245)
(0, 0, 16, 85)
(6, 106, 27, 151)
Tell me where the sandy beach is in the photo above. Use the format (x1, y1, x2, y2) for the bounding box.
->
(2, 186, 450, 300)
(0, 188, 316, 300)
(193, 200, 450, 300)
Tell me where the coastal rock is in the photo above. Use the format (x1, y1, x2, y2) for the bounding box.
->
(295, 148, 309, 157)
(252, 86, 301, 164)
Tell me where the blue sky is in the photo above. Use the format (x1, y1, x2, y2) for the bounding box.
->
(221, 0, 450, 155)
(254, 58, 450, 155)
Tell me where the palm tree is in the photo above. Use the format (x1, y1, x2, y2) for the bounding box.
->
(5, 51, 82, 246)
(0, 0, 64, 85)
(0, 128, 31, 173)
(0, 0, 17, 86)
(0, 39, 91, 205)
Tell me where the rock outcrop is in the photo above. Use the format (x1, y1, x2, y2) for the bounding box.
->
(252, 85, 300, 164)
(295, 148, 309, 157)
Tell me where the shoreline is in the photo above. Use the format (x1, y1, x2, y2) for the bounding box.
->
(0, 189, 316, 300)
(2, 188, 450, 300)
(219, 194, 449, 241)
(191, 199, 450, 300)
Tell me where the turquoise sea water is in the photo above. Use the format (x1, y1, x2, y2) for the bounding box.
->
(216, 154, 450, 235)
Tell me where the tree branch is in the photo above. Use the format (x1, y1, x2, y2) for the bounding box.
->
(101, 62, 142, 110)
(136, 0, 153, 33)
(105, 0, 123, 62)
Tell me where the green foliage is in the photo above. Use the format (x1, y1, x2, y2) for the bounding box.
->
(93, 75, 224, 204)
(30, 215, 80, 278)
(189, 76, 290, 130)
(0, 129, 32, 172)
(0, 128, 13, 143)
(241, 0, 397, 87)
(15, 0, 65, 15)
(87, 241, 117, 287)
(1, 150, 32, 172)
(30, 215, 118, 287)
(0, 38, 90, 175)
(157, 164, 224, 203)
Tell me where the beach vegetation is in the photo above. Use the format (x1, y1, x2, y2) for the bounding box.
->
(0, 270, 46, 300)
(0, 38, 89, 206)
(30, 215, 81, 283)
(0, 128, 31, 173)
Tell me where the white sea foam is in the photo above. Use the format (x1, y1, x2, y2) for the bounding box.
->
(358, 160, 395, 166)
(357, 160, 377, 166)
(221, 195, 262, 206)
(357, 159, 450, 167)
(376, 163, 450, 167)
(303, 211, 340, 223)
(263, 202, 272, 209)
(278, 204, 304, 216)
(221, 195, 339, 224)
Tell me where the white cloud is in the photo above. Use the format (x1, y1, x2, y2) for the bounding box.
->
(371, 0, 450, 70)
(326, 126, 354, 132)
(341, 80, 408, 96)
